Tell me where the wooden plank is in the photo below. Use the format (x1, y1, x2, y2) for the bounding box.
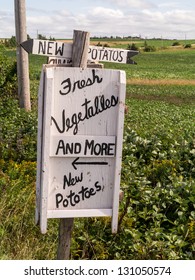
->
(21, 39, 72, 58)
(112, 70, 126, 233)
(88, 45, 138, 64)
(21, 38, 138, 64)
(72, 30, 90, 67)
(39, 67, 54, 234)
(35, 68, 45, 225)
(48, 209, 112, 218)
(57, 218, 74, 260)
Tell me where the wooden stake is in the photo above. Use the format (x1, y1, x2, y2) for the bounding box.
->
(14, 0, 31, 111)
(72, 30, 90, 68)
(57, 218, 74, 260)
(56, 30, 90, 260)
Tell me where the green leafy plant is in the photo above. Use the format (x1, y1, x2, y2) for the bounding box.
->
(127, 43, 139, 51)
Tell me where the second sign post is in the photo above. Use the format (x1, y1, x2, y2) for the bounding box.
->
(35, 30, 128, 259)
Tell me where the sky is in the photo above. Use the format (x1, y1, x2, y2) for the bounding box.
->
(1, 0, 195, 39)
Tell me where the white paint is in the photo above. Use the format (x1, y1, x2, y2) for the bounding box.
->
(48, 57, 72, 65)
(33, 39, 72, 58)
(50, 135, 116, 157)
(35, 69, 45, 225)
(111, 70, 126, 233)
(88, 45, 129, 64)
(27, 39, 134, 64)
(47, 209, 112, 218)
(36, 66, 126, 233)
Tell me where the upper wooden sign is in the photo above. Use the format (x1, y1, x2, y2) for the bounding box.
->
(21, 39, 138, 64)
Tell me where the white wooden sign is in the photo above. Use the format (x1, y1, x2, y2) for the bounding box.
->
(21, 39, 138, 64)
(36, 66, 126, 234)
(22, 39, 72, 58)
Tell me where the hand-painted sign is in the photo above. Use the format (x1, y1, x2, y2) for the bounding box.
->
(21, 39, 72, 58)
(88, 45, 137, 64)
(48, 57, 72, 65)
(21, 39, 138, 64)
(36, 66, 126, 233)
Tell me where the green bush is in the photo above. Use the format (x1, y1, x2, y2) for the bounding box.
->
(0, 54, 17, 98)
(4, 36, 16, 48)
(144, 45, 156, 52)
(0, 54, 37, 162)
(143, 41, 156, 52)
(127, 43, 139, 51)
(184, 44, 191, 48)
(0, 98, 37, 162)
(172, 41, 180, 46)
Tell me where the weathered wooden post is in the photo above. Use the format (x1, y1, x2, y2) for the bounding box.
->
(57, 30, 90, 260)
(14, 0, 31, 111)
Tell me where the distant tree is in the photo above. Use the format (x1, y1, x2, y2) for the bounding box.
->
(49, 36, 56, 41)
(4, 36, 16, 48)
(37, 34, 55, 41)
(37, 34, 47, 40)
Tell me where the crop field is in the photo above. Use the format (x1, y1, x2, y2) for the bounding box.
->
(0, 40, 194, 260)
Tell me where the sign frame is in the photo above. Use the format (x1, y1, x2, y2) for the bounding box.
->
(36, 65, 126, 234)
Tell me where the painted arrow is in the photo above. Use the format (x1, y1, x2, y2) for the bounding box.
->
(72, 157, 108, 170)
(20, 39, 138, 64)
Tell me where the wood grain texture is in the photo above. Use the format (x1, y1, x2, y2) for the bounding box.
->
(72, 30, 90, 68)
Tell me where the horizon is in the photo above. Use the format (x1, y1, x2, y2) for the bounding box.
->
(1, 35, 195, 41)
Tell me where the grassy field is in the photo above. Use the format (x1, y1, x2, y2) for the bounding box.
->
(89, 38, 195, 49)
(0, 40, 195, 259)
